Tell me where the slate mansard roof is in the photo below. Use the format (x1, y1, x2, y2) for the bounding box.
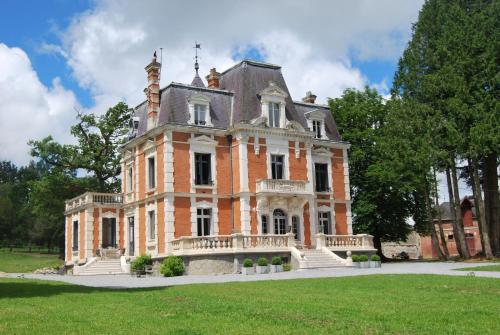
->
(133, 60, 341, 141)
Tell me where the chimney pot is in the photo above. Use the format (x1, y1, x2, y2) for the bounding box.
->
(302, 91, 317, 104)
(206, 68, 221, 88)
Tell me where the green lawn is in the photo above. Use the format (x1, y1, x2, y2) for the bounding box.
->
(457, 264, 500, 272)
(0, 275, 499, 334)
(0, 250, 62, 273)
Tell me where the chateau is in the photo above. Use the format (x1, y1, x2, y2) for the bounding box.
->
(64, 53, 375, 275)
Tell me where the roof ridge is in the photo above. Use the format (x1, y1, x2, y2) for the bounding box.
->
(293, 100, 329, 109)
(220, 59, 281, 76)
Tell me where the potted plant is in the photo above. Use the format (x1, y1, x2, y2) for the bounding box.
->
(351, 254, 361, 268)
(370, 254, 381, 268)
(241, 258, 254, 275)
(256, 257, 268, 274)
(131, 254, 152, 277)
(359, 255, 369, 268)
(270, 256, 283, 273)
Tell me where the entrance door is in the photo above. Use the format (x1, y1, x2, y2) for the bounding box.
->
(102, 218, 116, 248)
(273, 209, 287, 235)
(292, 215, 300, 241)
(128, 216, 135, 256)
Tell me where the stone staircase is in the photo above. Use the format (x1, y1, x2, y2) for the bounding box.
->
(300, 249, 345, 269)
(76, 258, 124, 275)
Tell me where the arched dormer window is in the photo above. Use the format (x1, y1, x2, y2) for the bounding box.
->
(259, 82, 288, 128)
(188, 93, 212, 126)
(305, 109, 327, 139)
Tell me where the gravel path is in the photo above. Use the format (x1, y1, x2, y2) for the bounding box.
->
(2, 262, 499, 289)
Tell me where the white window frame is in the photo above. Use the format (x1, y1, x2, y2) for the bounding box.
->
(266, 138, 290, 180)
(196, 208, 212, 236)
(312, 148, 333, 194)
(147, 210, 156, 241)
(188, 135, 217, 191)
(305, 109, 327, 140)
(259, 82, 288, 128)
(147, 154, 156, 190)
(188, 93, 212, 127)
(126, 163, 134, 193)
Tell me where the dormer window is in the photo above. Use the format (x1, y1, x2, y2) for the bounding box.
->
(188, 93, 212, 126)
(312, 120, 322, 138)
(268, 102, 280, 127)
(259, 82, 288, 129)
(194, 104, 207, 125)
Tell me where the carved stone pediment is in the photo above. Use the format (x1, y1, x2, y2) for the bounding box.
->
(188, 135, 217, 146)
(250, 116, 268, 127)
(304, 109, 326, 120)
(312, 146, 332, 157)
(286, 120, 305, 132)
(259, 81, 288, 99)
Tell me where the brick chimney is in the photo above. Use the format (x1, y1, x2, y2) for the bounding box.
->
(302, 91, 317, 104)
(144, 52, 161, 130)
(205, 68, 220, 89)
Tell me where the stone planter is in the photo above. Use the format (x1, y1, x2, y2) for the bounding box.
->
(242, 267, 255, 275)
(270, 264, 283, 273)
(353, 262, 361, 268)
(256, 265, 268, 274)
(369, 261, 381, 268)
(360, 261, 370, 269)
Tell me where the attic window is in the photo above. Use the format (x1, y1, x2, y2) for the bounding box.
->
(268, 102, 280, 127)
(194, 104, 207, 125)
(312, 120, 322, 138)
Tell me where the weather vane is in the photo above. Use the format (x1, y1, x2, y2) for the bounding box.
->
(194, 42, 201, 74)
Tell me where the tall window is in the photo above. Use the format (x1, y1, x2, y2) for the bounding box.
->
(315, 163, 328, 192)
(72, 221, 78, 251)
(273, 209, 287, 235)
(148, 210, 155, 240)
(148, 157, 155, 189)
(312, 120, 322, 138)
(268, 102, 280, 127)
(197, 208, 211, 236)
(271, 155, 284, 180)
(261, 215, 268, 234)
(318, 212, 331, 235)
(194, 104, 207, 125)
(127, 165, 133, 192)
(195, 153, 212, 185)
(292, 216, 300, 240)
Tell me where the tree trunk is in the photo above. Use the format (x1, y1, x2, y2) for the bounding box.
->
(372, 234, 390, 262)
(450, 160, 470, 259)
(469, 158, 493, 258)
(424, 183, 444, 260)
(433, 169, 449, 259)
(483, 154, 500, 255)
(446, 168, 467, 258)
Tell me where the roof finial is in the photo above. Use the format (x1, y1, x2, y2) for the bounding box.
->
(194, 42, 201, 74)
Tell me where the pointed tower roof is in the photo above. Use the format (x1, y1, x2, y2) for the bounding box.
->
(191, 73, 205, 87)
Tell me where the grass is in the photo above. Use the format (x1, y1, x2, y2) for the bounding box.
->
(0, 275, 499, 334)
(456, 264, 500, 272)
(0, 249, 62, 273)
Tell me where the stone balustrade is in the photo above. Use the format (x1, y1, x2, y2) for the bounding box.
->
(169, 233, 295, 255)
(316, 233, 375, 250)
(256, 179, 307, 194)
(65, 192, 123, 211)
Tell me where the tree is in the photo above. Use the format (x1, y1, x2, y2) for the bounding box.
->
(30, 102, 133, 192)
(393, 0, 500, 257)
(329, 88, 413, 257)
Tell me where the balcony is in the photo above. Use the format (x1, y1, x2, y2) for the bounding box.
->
(256, 179, 308, 195)
(65, 192, 123, 212)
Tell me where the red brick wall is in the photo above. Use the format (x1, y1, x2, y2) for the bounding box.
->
(93, 208, 99, 254)
(289, 141, 307, 181)
(174, 197, 191, 237)
(119, 209, 125, 249)
(157, 197, 165, 254)
(66, 216, 72, 260)
(216, 136, 231, 195)
(334, 203, 348, 234)
(247, 138, 267, 192)
(332, 149, 346, 200)
(156, 133, 165, 194)
(79, 210, 85, 259)
(250, 197, 258, 234)
(138, 204, 145, 253)
(218, 198, 232, 235)
(303, 203, 311, 247)
(173, 132, 190, 193)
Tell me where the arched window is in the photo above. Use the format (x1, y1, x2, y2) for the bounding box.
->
(273, 209, 287, 235)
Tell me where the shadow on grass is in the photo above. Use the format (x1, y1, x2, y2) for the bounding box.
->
(0, 279, 168, 299)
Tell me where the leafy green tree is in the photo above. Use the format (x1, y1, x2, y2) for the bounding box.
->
(329, 88, 413, 257)
(30, 102, 133, 192)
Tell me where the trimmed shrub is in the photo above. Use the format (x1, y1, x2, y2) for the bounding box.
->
(371, 254, 381, 261)
(257, 257, 268, 266)
(351, 255, 360, 262)
(359, 255, 369, 262)
(283, 264, 292, 271)
(243, 258, 253, 268)
(160, 256, 184, 277)
(131, 255, 152, 273)
(271, 256, 282, 265)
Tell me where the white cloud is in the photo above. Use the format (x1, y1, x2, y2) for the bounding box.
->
(0, 43, 79, 165)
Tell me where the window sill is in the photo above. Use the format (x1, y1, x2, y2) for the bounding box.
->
(315, 191, 331, 195)
(193, 184, 215, 189)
